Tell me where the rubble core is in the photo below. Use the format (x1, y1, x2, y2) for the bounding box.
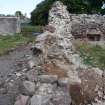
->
(0, 1, 105, 105)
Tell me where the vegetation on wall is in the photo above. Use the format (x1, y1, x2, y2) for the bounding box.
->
(31, 0, 105, 25)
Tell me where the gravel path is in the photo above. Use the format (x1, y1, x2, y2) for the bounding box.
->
(0, 44, 32, 79)
(0, 44, 32, 105)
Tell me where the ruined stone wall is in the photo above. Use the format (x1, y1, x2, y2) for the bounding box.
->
(71, 14, 105, 24)
(0, 17, 20, 35)
(71, 14, 105, 40)
(1, 1, 105, 105)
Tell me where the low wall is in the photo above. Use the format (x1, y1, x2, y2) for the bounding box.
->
(0, 17, 21, 35)
(70, 14, 105, 24)
(70, 14, 105, 40)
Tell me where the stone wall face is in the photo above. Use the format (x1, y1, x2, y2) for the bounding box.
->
(71, 14, 105, 41)
(0, 17, 20, 35)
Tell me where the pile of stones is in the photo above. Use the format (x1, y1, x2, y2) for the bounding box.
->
(71, 14, 105, 40)
(0, 54, 71, 105)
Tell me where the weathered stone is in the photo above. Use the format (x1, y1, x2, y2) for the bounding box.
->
(91, 102, 105, 105)
(77, 68, 103, 104)
(26, 70, 38, 82)
(43, 63, 68, 78)
(51, 87, 71, 105)
(28, 60, 35, 69)
(6, 81, 19, 95)
(0, 79, 4, 87)
(38, 75, 58, 83)
(31, 94, 52, 105)
(0, 94, 15, 105)
(58, 77, 69, 87)
(0, 88, 7, 94)
(14, 94, 30, 105)
(31, 85, 71, 105)
(36, 83, 54, 95)
(70, 83, 84, 105)
(70, 54, 81, 68)
(44, 25, 56, 33)
(20, 81, 35, 96)
(15, 72, 22, 77)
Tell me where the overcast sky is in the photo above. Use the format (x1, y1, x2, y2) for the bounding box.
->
(0, 0, 44, 17)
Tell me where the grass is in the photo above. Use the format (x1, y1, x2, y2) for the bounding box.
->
(74, 41, 105, 70)
(0, 34, 34, 55)
(0, 25, 43, 55)
(21, 25, 43, 36)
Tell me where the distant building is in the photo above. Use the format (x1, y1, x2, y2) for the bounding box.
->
(0, 17, 21, 35)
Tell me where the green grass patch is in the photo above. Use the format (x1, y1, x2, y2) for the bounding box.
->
(21, 25, 43, 36)
(0, 34, 34, 55)
(74, 41, 105, 70)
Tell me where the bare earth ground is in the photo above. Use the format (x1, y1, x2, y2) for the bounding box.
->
(0, 44, 32, 105)
(0, 44, 32, 79)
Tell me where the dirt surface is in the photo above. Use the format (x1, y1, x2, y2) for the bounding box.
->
(0, 44, 33, 105)
(0, 44, 32, 79)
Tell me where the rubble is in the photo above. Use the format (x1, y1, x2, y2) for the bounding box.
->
(38, 75, 58, 83)
(20, 81, 36, 96)
(31, 94, 52, 105)
(28, 60, 35, 69)
(14, 95, 30, 105)
(25, 69, 38, 82)
(0, 94, 15, 105)
(58, 77, 69, 87)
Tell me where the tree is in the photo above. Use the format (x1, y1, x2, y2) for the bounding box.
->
(31, 0, 105, 25)
(15, 11, 23, 17)
(31, 0, 56, 25)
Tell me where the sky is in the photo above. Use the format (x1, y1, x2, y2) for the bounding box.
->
(0, 0, 44, 17)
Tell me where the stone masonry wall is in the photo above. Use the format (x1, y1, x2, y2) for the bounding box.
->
(71, 14, 105, 40)
(0, 17, 20, 35)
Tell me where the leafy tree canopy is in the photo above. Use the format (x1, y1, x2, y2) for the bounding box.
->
(15, 11, 23, 17)
(31, 0, 105, 25)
